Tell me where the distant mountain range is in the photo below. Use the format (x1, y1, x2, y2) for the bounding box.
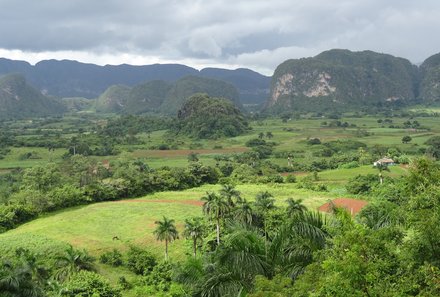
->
(0, 49, 440, 119)
(0, 58, 270, 105)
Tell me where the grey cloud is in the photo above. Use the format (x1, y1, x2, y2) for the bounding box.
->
(0, 0, 439, 73)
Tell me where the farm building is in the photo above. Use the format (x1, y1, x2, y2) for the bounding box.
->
(373, 157, 395, 167)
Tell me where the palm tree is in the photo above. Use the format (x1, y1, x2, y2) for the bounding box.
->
(266, 131, 274, 139)
(219, 184, 241, 207)
(267, 211, 329, 279)
(200, 226, 270, 297)
(154, 216, 179, 261)
(286, 198, 307, 216)
(375, 163, 390, 184)
(254, 191, 276, 257)
(183, 217, 205, 258)
(201, 192, 230, 246)
(233, 198, 254, 225)
(0, 258, 45, 297)
(55, 245, 95, 281)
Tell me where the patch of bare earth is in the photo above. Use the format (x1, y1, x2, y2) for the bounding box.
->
(318, 198, 368, 216)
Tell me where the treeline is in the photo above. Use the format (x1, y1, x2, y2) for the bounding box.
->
(0, 155, 219, 233)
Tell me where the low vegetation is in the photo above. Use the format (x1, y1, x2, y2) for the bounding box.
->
(1, 105, 440, 296)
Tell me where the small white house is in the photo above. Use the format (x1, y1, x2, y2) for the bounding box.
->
(373, 158, 395, 167)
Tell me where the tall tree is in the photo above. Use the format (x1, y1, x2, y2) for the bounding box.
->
(286, 198, 307, 216)
(183, 217, 205, 258)
(234, 199, 254, 225)
(254, 191, 276, 257)
(201, 192, 230, 246)
(375, 163, 389, 184)
(219, 184, 241, 207)
(154, 216, 179, 261)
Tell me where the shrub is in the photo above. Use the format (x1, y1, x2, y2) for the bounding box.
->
(346, 174, 379, 195)
(246, 138, 266, 147)
(100, 249, 123, 266)
(339, 161, 360, 169)
(126, 246, 157, 275)
(307, 138, 321, 145)
(62, 270, 121, 297)
(285, 174, 297, 183)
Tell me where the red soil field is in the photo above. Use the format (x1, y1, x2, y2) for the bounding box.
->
(318, 198, 368, 215)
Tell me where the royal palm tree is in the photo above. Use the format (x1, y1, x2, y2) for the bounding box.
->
(233, 198, 254, 225)
(201, 192, 230, 246)
(268, 211, 328, 279)
(200, 226, 269, 297)
(286, 198, 307, 216)
(219, 184, 241, 207)
(183, 217, 205, 258)
(375, 163, 390, 184)
(254, 191, 276, 257)
(154, 216, 179, 261)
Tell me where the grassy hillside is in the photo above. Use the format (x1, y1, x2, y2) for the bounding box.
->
(0, 183, 339, 259)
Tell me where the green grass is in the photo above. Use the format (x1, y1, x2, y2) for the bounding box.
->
(0, 183, 335, 260)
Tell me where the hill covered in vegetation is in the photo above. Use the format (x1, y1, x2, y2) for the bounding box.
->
(96, 76, 241, 115)
(420, 52, 440, 103)
(266, 49, 420, 113)
(173, 93, 249, 139)
(0, 74, 66, 119)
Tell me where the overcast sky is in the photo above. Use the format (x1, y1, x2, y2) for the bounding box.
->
(0, 0, 439, 75)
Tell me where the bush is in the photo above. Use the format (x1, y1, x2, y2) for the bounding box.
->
(126, 246, 157, 275)
(307, 138, 321, 145)
(285, 174, 297, 183)
(346, 174, 379, 195)
(339, 161, 360, 169)
(100, 249, 123, 266)
(246, 138, 266, 147)
(158, 144, 170, 150)
(62, 270, 121, 297)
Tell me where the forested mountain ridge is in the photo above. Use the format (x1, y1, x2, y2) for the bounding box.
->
(266, 49, 421, 113)
(0, 73, 66, 119)
(419, 52, 440, 103)
(0, 58, 270, 104)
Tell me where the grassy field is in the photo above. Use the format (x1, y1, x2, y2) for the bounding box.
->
(1, 114, 436, 170)
(0, 183, 338, 260)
